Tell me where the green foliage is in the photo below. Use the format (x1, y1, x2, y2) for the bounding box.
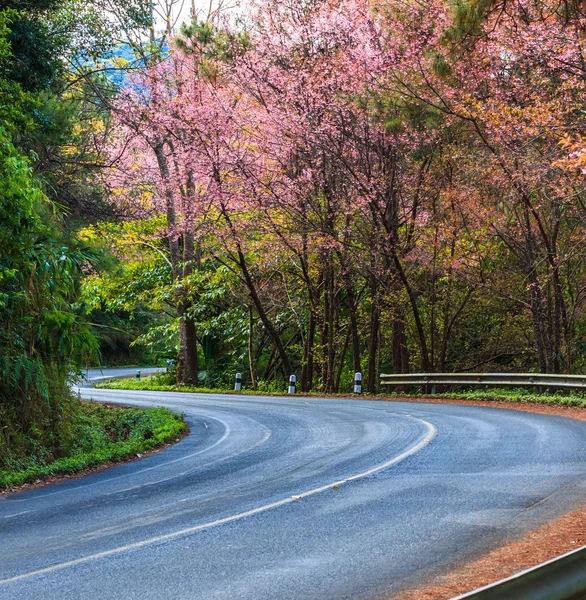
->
(0, 122, 100, 465)
(0, 401, 186, 488)
(81, 218, 257, 383)
(443, 0, 492, 41)
(1, 11, 59, 91)
(80, 218, 177, 364)
(176, 18, 251, 65)
(96, 371, 275, 394)
(391, 387, 586, 408)
(0, 0, 116, 472)
(98, 372, 356, 395)
(432, 52, 451, 77)
(443, 388, 586, 407)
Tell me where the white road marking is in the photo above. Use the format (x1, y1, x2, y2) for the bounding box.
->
(0, 417, 436, 585)
(100, 426, 272, 498)
(0, 511, 30, 520)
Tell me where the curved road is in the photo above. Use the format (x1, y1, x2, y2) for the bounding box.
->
(1, 379, 586, 599)
(78, 367, 164, 387)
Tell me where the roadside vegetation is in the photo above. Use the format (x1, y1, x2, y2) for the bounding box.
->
(1, 402, 185, 490)
(4, 0, 586, 476)
(98, 371, 310, 395)
(394, 389, 586, 409)
(98, 373, 586, 410)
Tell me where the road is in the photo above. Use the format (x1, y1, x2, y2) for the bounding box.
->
(78, 367, 164, 387)
(1, 376, 586, 600)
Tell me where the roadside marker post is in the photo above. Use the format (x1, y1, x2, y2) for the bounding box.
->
(354, 372, 362, 394)
(234, 372, 242, 392)
(136, 370, 141, 381)
(288, 375, 296, 394)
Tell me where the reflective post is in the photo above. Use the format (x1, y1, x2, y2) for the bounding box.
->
(354, 372, 362, 394)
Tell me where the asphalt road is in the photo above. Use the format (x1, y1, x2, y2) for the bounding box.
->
(2, 376, 586, 600)
(78, 367, 164, 387)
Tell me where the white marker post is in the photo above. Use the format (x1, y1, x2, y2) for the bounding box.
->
(234, 372, 242, 392)
(354, 372, 362, 394)
(288, 374, 296, 394)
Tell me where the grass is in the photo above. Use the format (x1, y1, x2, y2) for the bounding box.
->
(98, 372, 586, 408)
(97, 373, 353, 396)
(0, 402, 186, 489)
(97, 372, 288, 395)
(420, 387, 586, 408)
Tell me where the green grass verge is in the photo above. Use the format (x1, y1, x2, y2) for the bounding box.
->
(419, 388, 586, 408)
(1, 402, 186, 489)
(98, 373, 586, 409)
(96, 373, 286, 395)
(97, 375, 347, 396)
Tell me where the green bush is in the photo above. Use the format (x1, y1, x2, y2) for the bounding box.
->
(0, 401, 186, 489)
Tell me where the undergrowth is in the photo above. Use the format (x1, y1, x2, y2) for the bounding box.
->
(0, 402, 186, 489)
(424, 388, 586, 408)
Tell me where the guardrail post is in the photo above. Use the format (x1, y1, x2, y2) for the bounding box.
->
(234, 372, 242, 392)
(354, 372, 362, 394)
(288, 374, 296, 394)
(136, 370, 141, 381)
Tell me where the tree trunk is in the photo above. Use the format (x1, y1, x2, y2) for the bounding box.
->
(220, 203, 293, 380)
(300, 311, 316, 392)
(153, 141, 199, 385)
(366, 290, 380, 393)
(176, 306, 198, 386)
(238, 249, 292, 379)
(347, 285, 362, 375)
(392, 316, 409, 375)
(248, 306, 257, 389)
(334, 326, 351, 393)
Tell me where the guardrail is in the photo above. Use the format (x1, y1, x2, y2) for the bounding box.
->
(380, 372, 586, 392)
(452, 543, 586, 600)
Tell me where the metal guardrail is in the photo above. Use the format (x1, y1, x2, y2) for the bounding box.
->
(451, 543, 586, 600)
(380, 372, 586, 391)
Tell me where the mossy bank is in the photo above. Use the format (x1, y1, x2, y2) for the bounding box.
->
(1, 401, 186, 490)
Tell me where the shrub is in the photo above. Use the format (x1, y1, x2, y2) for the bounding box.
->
(0, 401, 186, 489)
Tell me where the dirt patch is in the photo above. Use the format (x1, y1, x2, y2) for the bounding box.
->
(380, 395, 586, 423)
(393, 507, 586, 599)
